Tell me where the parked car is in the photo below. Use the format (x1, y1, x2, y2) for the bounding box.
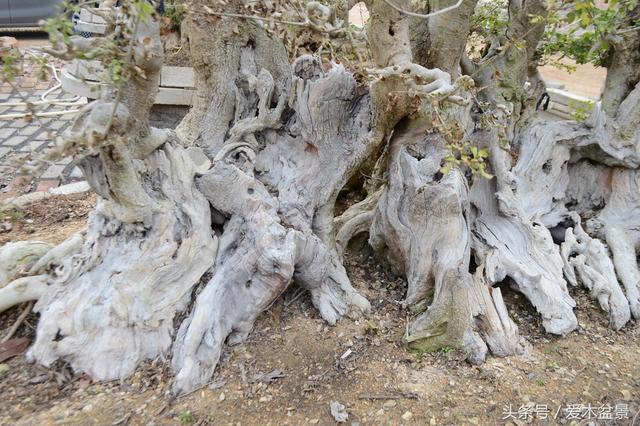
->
(0, 0, 66, 28)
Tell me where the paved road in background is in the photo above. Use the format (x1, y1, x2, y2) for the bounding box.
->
(0, 33, 83, 201)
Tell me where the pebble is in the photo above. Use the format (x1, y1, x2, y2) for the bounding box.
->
(401, 411, 413, 421)
(376, 409, 385, 416)
(430, 418, 436, 425)
(81, 404, 93, 412)
(219, 392, 226, 401)
(383, 400, 397, 408)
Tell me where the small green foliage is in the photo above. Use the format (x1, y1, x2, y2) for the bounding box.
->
(509, 314, 520, 325)
(42, 0, 158, 90)
(432, 107, 493, 179)
(546, 360, 560, 370)
(534, 377, 546, 387)
(543, 344, 561, 355)
(443, 394, 453, 406)
(1, 50, 21, 83)
(134, 0, 155, 19)
(364, 320, 380, 336)
(440, 140, 493, 179)
(178, 411, 196, 424)
(441, 346, 455, 354)
(0, 204, 24, 222)
(540, 0, 640, 67)
(569, 100, 594, 122)
(471, 0, 509, 38)
(163, 1, 187, 32)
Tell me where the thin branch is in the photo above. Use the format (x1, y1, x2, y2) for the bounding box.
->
(1, 302, 34, 343)
(381, 0, 464, 19)
(190, 8, 346, 35)
(618, 25, 640, 35)
(193, 9, 308, 27)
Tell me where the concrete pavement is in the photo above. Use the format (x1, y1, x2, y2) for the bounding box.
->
(0, 44, 83, 201)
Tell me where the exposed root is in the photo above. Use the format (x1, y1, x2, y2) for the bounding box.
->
(470, 177, 577, 335)
(370, 116, 525, 361)
(591, 168, 640, 319)
(0, 241, 53, 286)
(27, 142, 217, 381)
(0, 276, 48, 314)
(561, 213, 631, 330)
(406, 268, 526, 363)
(2, 301, 34, 343)
(171, 59, 378, 394)
(334, 188, 383, 259)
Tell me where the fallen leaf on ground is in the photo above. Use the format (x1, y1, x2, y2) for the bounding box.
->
(0, 337, 30, 362)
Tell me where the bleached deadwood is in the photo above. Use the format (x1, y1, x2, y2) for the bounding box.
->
(27, 140, 217, 380)
(171, 56, 377, 394)
(587, 169, 640, 319)
(0, 275, 48, 314)
(561, 213, 630, 329)
(334, 188, 383, 259)
(369, 114, 527, 360)
(360, 0, 532, 358)
(25, 12, 218, 382)
(0, 238, 87, 314)
(512, 121, 591, 227)
(4, 0, 637, 397)
(0, 241, 53, 287)
(469, 176, 578, 336)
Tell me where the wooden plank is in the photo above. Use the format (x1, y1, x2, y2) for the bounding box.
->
(547, 88, 595, 106)
(155, 87, 194, 105)
(161, 67, 195, 88)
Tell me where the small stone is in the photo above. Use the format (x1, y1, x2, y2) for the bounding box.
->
(259, 396, 269, 403)
(330, 401, 348, 423)
(309, 419, 319, 424)
(376, 409, 385, 417)
(430, 418, 436, 425)
(0, 36, 17, 57)
(401, 411, 413, 421)
(383, 400, 397, 408)
(621, 389, 632, 401)
(219, 392, 226, 401)
(82, 404, 93, 412)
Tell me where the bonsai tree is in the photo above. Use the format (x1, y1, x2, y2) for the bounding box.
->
(0, 0, 638, 395)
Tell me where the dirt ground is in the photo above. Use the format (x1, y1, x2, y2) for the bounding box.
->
(0, 193, 638, 426)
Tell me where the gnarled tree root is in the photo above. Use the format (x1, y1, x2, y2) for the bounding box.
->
(369, 117, 526, 361)
(27, 142, 217, 381)
(561, 213, 631, 330)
